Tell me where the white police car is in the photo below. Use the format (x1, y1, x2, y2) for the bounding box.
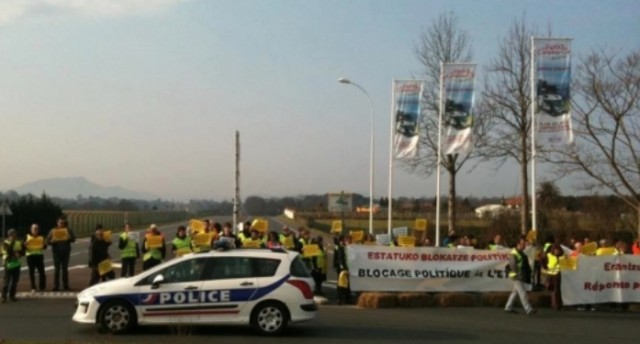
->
(73, 249, 317, 335)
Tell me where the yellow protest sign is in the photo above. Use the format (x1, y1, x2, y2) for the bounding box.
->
(189, 220, 206, 234)
(26, 236, 44, 251)
(559, 256, 577, 271)
(102, 230, 112, 243)
(596, 247, 618, 256)
(526, 230, 537, 243)
(176, 247, 192, 257)
(146, 235, 163, 249)
(581, 242, 598, 255)
(282, 236, 295, 249)
(397, 235, 416, 247)
(349, 230, 364, 243)
(243, 240, 262, 249)
(98, 259, 113, 276)
(251, 219, 269, 233)
(414, 218, 427, 231)
(303, 244, 321, 257)
(51, 228, 69, 242)
(331, 221, 342, 234)
(194, 232, 213, 247)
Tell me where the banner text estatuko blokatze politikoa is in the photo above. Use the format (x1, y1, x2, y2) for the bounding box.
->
(442, 64, 476, 155)
(392, 81, 424, 159)
(534, 38, 573, 145)
(561, 255, 640, 305)
(346, 245, 512, 292)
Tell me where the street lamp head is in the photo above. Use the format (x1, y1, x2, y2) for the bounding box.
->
(338, 77, 351, 84)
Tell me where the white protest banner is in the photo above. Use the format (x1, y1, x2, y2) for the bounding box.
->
(561, 255, 640, 305)
(346, 245, 512, 292)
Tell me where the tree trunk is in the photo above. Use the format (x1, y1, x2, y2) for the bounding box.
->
(448, 165, 457, 235)
(637, 206, 640, 239)
(520, 135, 530, 235)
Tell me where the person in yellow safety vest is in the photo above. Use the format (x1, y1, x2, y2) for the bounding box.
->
(173, 226, 193, 257)
(242, 229, 265, 248)
(141, 224, 166, 271)
(488, 234, 504, 250)
(545, 245, 563, 311)
(310, 236, 327, 295)
(118, 223, 139, 277)
(2, 229, 24, 302)
(504, 236, 536, 315)
(278, 226, 296, 250)
(237, 221, 252, 243)
(25, 224, 47, 292)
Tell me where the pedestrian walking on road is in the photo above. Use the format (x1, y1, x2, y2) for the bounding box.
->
(505, 236, 536, 315)
(118, 223, 139, 277)
(2, 229, 24, 302)
(25, 224, 47, 292)
(46, 218, 76, 291)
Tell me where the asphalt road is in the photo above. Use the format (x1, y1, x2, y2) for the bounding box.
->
(0, 299, 637, 344)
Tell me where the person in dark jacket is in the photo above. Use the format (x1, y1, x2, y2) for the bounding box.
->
(46, 218, 76, 291)
(88, 225, 115, 286)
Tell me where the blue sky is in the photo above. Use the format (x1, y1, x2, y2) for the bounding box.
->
(0, 0, 638, 201)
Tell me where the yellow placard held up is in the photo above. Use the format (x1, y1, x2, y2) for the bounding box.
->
(98, 259, 113, 276)
(176, 247, 192, 257)
(51, 228, 69, 242)
(251, 219, 269, 233)
(397, 235, 416, 247)
(559, 256, 577, 271)
(243, 240, 262, 249)
(303, 244, 321, 257)
(526, 230, 537, 244)
(194, 232, 213, 247)
(146, 235, 163, 249)
(349, 230, 364, 243)
(414, 218, 428, 231)
(282, 236, 295, 250)
(26, 236, 44, 251)
(102, 230, 112, 243)
(581, 242, 598, 255)
(596, 247, 618, 256)
(189, 219, 206, 235)
(331, 221, 342, 234)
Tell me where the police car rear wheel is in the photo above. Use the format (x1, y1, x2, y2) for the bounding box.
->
(252, 302, 288, 335)
(99, 300, 136, 334)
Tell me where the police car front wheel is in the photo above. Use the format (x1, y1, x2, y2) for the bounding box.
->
(98, 300, 137, 334)
(251, 301, 289, 335)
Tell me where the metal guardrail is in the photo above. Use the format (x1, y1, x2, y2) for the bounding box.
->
(63, 210, 189, 237)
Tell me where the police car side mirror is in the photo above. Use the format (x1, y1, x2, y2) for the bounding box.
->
(151, 274, 165, 289)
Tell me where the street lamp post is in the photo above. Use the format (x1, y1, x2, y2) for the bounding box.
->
(338, 77, 375, 235)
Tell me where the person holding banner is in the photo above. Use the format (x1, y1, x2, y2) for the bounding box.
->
(278, 226, 296, 250)
(88, 225, 115, 286)
(25, 224, 47, 292)
(2, 229, 24, 302)
(141, 224, 166, 271)
(310, 236, 327, 295)
(118, 224, 139, 278)
(172, 226, 193, 258)
(46, 217, 76, 291)
(505, 236, 536, 315)
(191, 226, 214, 253)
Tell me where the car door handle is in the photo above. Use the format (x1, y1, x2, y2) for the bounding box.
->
(240, 281, 254, 286)
(184, 286, 198, 290)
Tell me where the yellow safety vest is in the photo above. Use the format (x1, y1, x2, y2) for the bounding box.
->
(546, 253, 560, 275)
(25, 234, 45, 256)
(120, 233, 137, 259)
(173, 237, 193, 257)
(3, 240, 23, 270)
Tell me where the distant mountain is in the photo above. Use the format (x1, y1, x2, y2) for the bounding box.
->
(10, 177, 158, 200)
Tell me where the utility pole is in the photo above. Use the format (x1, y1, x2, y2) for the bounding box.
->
(233, 131, 241, 234)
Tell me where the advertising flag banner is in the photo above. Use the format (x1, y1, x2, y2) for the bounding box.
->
(442, 64, 476, 155)
(393, 80, 424, 159)
(534, 38, 573, 145)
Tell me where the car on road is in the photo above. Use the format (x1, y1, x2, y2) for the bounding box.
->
(73, 248, 317, 335)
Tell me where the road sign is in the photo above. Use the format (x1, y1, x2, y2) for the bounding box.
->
(0, 201, 12, 216)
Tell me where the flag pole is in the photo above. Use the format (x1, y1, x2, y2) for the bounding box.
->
(530, 36, 537, 234)
(388, 80, 396, 236)
(435, 62, 444, 247)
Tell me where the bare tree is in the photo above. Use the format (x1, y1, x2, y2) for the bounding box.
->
(404, 12, 490, 236)
(483, 16, 537, 234)
(549, 49, 640, 235)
